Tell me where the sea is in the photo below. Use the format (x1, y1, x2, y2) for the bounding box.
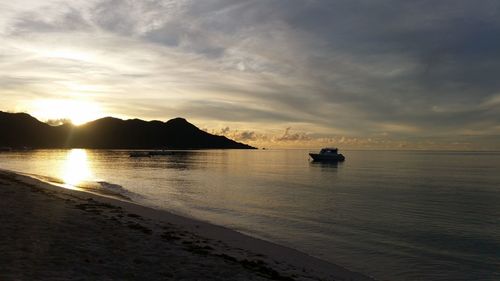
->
(1, 149, 499, 281)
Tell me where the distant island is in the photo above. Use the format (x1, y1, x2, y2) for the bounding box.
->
(0, 111, 255, 149)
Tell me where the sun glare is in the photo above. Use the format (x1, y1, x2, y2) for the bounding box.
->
(61, 149, 93, 187)
(30, 99, 104, 125)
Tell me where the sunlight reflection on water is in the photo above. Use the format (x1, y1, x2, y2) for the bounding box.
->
(61, 149, 93, 188)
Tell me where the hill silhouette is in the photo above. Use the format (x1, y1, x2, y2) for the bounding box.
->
(0, 111, 254, 149)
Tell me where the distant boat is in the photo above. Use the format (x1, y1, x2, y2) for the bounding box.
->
(309, 148, 345, 162)
(148, 150, 173, 156)
(129, 151, 151, 158)
(129, 150, 173, 157)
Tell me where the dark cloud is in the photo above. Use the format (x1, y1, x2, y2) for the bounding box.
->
(10, 6, 90, 34)
(238, 130, 257, 141)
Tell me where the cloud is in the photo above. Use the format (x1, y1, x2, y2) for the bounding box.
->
(275, 127, 311, 142)
(212, 126, 262, 142)
(10, 6, 91, 34)
(0, 0, 499, 149)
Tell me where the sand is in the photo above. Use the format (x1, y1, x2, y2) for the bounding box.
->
(0, 170, 375, 281)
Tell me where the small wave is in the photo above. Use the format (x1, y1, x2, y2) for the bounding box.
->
(28, 173, 139, 201)
(6, 171, 134, 201)
(98, 181, 130, 195)
(96, 181, 139, 201)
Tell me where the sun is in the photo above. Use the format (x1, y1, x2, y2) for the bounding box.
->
(30, 99, 104, 126)
(69, 106, 99, 125)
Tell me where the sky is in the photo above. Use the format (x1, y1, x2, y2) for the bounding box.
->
(1, 0, 499, 149)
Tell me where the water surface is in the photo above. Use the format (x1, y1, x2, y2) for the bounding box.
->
(1, 149, 499, 281)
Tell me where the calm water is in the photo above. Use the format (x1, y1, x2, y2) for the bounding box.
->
(1, 149, 499, 281)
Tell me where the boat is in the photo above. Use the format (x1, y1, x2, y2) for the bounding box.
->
(148, 150, 173, 156)
(309, 148, 345, 162)
(129, 150, 174, 157)
(129, 151, 151, 158)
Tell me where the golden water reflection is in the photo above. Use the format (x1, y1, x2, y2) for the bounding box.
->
(61, 149, 93, 187)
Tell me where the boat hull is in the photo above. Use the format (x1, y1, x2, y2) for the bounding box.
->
(309, 153, 345, 162)
(129, 152, 151, 157)
(130, 150, 174, 157)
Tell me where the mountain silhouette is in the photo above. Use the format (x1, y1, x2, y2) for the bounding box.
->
(0, 111, 255, 149)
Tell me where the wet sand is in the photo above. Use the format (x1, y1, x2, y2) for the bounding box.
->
(0, 170, 375, 281)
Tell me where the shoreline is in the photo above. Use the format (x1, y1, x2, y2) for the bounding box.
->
(0, 169, 375, 281)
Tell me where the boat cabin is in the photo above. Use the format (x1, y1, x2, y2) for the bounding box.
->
(320, 148, 338, 154)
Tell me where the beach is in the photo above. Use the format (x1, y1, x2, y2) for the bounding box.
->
(0, 170, 374, 281)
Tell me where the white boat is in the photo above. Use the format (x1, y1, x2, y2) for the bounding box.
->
(309, 148, 345, 162)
